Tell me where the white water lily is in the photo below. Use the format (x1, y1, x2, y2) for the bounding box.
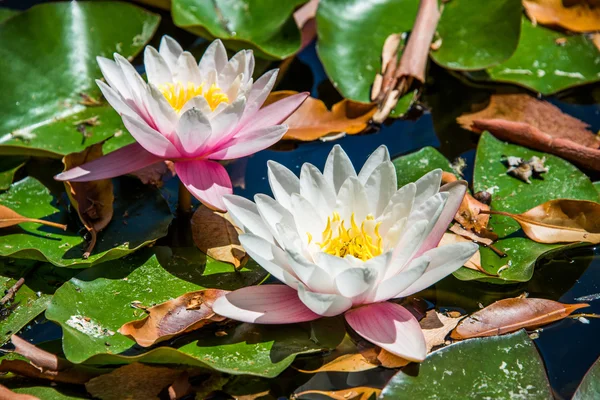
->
(213, 145, 478, 361)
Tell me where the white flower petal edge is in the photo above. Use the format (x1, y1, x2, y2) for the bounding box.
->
(214, 144, 478, 360)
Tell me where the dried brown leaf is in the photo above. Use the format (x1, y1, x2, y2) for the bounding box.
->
(297, 353, 377, 373)
(191, 206, 248, 268)
(295, 387, 381, 400)
(0, 205, 66, 231)
(451, 297, 589, 339)
(487, 199, 600, 244)
(62, 142, 114, 258)
(441, 172, 491, 234)
(420, 310, 463, 352)
(523, 0, 600, 32)
(264, 91, 376, 141)
(167, 371, 192, 400)
(119, 289, 228, 347)
(85, 363, 183, 400)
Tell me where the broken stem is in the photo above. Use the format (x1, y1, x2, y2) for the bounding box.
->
(24, 219, 67, 231)
(178, 181, 193, 215)
(488, 244, 508, 258)
(0, 278, 25, 306)
(83, 229, 97, 259)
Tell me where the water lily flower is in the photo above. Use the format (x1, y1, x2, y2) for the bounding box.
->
(55, 36, 308, 210)
(212, 145, 478, 361)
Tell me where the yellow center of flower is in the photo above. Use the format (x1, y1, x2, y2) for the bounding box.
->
(311, 212, 383, 261)
(159, 82, 229, 112)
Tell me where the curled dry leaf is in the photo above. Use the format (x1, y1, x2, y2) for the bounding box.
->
(62, 142, 114, 258)
(119, 289, 229, 347)
(441, 172, 491, 235)
(264, 91, 376, 141)
(85, 363, 184, 400)
(0, 204, 66, 231)
(486, 199, 600, 244)
(419, 310, 463, 353)
(191, 206, 248, 269)
(523, 0, 600, 32)
(295, 387, 381, 400)
(451, 297, 589, 340)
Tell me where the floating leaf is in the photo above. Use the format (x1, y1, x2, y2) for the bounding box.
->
(380, 331, 552, 399)
(297, 353, 377, 373)
(172, 0, 307, 59)
(523, 0, 600, 33)
(0, 177, 172, 267)
(296, 387, 381, 400)
(573, 355, 600, 400)
(0, 8, 19, 23)
(0, 204, 66, 231)
(119, 289, 229, 347)
(264, 91, 376, 141)
(0, 2, 159, 157)
(431, 0, 522, 70)
(488, 199, 600, 244)
(191, 206, 247, 269)
(0, 157, 27, 191)
(471, 17, 600, 95)
(62, 143, 114, 258)
(451, 297, 588, 339)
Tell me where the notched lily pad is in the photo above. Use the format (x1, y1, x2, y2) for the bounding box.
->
(0, 177, 172, 267)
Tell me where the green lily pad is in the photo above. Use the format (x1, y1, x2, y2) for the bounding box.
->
(316, 0, 418, 105)
(172, 0, 307, 60)
(4, 384, 87, 400)
(573, 355, 600, 400)
(0, 156, 27, 191)
(473, 132, 598, 238)
(46, 247, 343, 376)
(0, 258, 78, 345)
(471, 18, 600, 94)
(0, 176, 172, 267)
(0, 2, 159, 157)
(381, 330, 552, 399)
(430, 0, 521, 70)
(0, 8, 18, 23)
(393, 146, 453, 188)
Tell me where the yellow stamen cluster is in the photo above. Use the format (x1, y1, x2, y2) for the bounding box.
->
(312, 212, 383, 261)
(159, 82, 229, 112)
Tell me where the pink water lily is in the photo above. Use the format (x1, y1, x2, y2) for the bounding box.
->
(55, 36, 308, 211)
(212, 145, 478, 361)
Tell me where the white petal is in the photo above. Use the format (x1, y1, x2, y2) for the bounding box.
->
(219, 50, 247, 89)
(208, 125, 287, 160)
(207, 97, 246, 145)
(96, 79, 137, 120)
(97, 56, 132, 100)
(378, 183, 416, 237)
(199, 39, 228, 76)
(176, 108, 212, 156)
(159, 35, 183, 71)
(267, 161, 300, 211)
(386, 220, 429, 278)
(314, 252, 355, 277)
(357, 145, 391, 184)
(146, 84, 177, 136)
(407, 192, 448, 228)
(179, 95, 212, 115)
(324, 145, 357, 194)
(287, 250, 336, 293)
(291, 194, 324, 245)
(414, 169, 442, 207)
(334, 267, 378, 300)
(239, 234, 299, 288)
(300, 163, 336, 219)
(144, 46, 172, 86)
(114, 53, 147, 104)
(222, 195, 273, 243)
(239, 69, 278, 124)
(174, 52, 202, 85)
(371, 256, 430, 302)
(336, 177, 369, 222)
(254, 194, 296, 244)
(364, 161, 396, 217)
(297, 282, 353, 317)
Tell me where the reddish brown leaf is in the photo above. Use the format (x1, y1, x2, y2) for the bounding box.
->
(0, 204, 66, 231)
(62, 142, 114, 258)
(264, 91, 376, 141)
(191, 206, 248, 268)
(523, 0, 600, 32)
(119, 289, 229, 347)
(451, 297, 589, 339)
(85, 363, 183, 400)
(0, 385, 38, 400)
(295, 387, 381, 400)
(486, 199, 600, 244)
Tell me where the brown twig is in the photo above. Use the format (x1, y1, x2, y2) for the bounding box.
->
(0, 278, 25, 306)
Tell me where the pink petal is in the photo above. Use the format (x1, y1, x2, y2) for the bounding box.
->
(175, 159, 232, 211)
(209, 125, 287, 160)
(240, 92, 309, 132)
(54, 143, 162, 182)
(414, 181, 467, 258)
(121, 114, 181, 158)
(212, 284, 321, 324)
(175, 108, 212, 157)
(345, 302, 427, 362)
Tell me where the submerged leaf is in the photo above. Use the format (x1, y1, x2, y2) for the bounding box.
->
(119, 289, 228, 347)
(264, 91, 376, 141)
(488, 199, 600, 244)
(523, 0, 600, 32)
(191, 206, 248, 269)
(451, 297, 589, 339)
(0, 205, 66, 231)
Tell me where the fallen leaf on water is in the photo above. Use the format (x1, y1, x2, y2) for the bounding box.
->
(119, 289, 228, 347)
(0, 205, 66, 231)
(62, 142, 114, 258)
(129, 160, 175, 187)
(485, 199, 600, 244)
(593, 32, 600, 52)
(294, 387, 381, 400)
(451, 297, 589, 339)
(458, 94, 599, 148)
(441, 172, 491, 234)
(0, 385, 38, 400)
(523, 0, 600, 32)
(264, 91, 376, 141)
(191, 206, 248, 269)
(297, 353, 378, 373)
(85, 363, 184, 400)
(420, 310, 463, 352)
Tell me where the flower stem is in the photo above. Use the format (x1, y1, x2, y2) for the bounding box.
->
(178, 181, 192, 215)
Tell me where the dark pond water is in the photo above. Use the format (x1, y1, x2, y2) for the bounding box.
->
(7, 1, 600, 398)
